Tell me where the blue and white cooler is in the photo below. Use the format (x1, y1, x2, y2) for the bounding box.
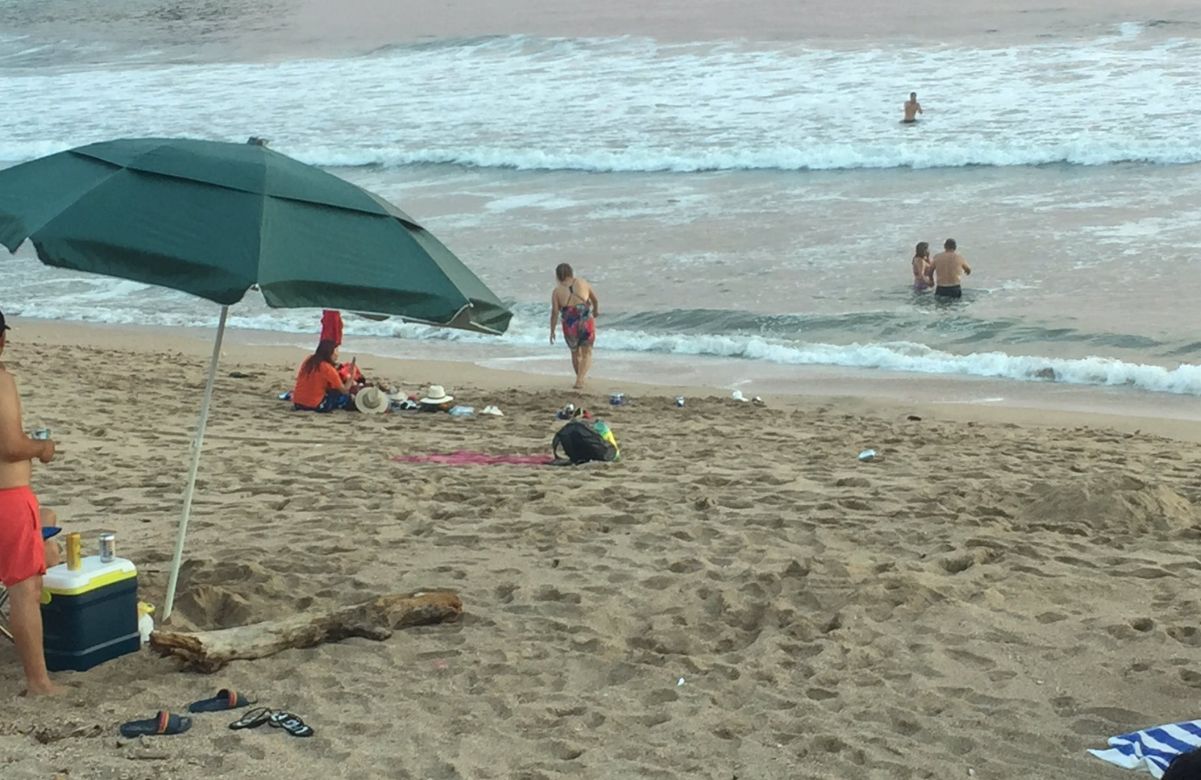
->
(40, 556, 140, 672)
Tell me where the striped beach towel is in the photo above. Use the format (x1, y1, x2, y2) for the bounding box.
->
(1089, 720, 1201, 777)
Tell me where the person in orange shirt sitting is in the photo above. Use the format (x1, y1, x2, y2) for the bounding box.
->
(292, 340, 354, 412)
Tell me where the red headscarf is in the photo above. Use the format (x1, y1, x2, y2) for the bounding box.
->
(320, 310, 343, 346)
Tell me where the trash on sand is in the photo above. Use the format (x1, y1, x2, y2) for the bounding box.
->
(731, 390, 748, 402)
(751, 396, 766, 407)
(677, 677, 686, 687)
(858, 449, 878, 462)
(610, 393, 627, 406)
(675, 396, 685, 407)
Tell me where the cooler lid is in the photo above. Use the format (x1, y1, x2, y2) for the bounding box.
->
(43, 556, 137, 596)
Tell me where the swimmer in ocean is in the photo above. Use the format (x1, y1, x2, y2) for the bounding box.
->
(903, 92, 922, 124)
(911, 241, 933, 291)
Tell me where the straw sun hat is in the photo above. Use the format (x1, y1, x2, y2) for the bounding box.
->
(355, 386, 389, 414)
(419, 385, 454, 405)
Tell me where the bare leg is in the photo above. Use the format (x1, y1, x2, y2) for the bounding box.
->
(574, 345, 593, 389)
(7, 575, 62, 696)
(570, 348, 582, 388)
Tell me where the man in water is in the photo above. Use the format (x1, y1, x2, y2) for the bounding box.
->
(903, 92, 923, 123)
(549, 263, 599, 389)
(0, 310, 61, 696)
(931, 239, 972, 299)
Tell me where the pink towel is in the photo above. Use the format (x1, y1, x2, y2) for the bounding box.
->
(392, 451, 554, 467)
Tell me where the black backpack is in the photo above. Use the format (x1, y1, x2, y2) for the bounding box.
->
(552, 419, 617, 465)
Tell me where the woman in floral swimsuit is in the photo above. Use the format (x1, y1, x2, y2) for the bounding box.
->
(549, 263, 599, 389)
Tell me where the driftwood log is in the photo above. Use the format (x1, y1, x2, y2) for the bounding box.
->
(150, 591, 463, 673)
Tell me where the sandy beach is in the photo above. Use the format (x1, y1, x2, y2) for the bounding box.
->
(0, 320, 1198, 778)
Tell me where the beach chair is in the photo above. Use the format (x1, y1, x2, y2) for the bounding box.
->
(0, 527, 62, 641)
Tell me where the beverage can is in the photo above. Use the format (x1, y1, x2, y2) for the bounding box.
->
(66, 532, 82, 571)
(609, 393, 625, 406)
(99, 532, 116, 563)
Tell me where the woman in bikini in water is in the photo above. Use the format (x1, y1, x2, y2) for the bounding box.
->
(911, 241, 934, 292)
(549, 263, 599, 389)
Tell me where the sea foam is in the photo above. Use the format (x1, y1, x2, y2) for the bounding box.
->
(3, 32, 1201, 173)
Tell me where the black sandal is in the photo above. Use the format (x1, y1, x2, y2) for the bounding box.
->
(268, 711, 314, 737)
(229, 707, 272, 730)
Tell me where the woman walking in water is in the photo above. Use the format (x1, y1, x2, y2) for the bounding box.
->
(549, 263, 599, 389)
(911, 241, 934, 291)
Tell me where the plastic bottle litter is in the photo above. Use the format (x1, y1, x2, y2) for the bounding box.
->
(556, 403, 576, 420)
(675, 396, 686, 407)
(858, 449, 878, 462)
(448, 405, 475, 417)
(277, 391, 292, 401)
(677, 677, 686, 687)
(138, 602, 155, 645)
(731, 390, 747, 402)
(31, 427, 51, 440)
(609, 393, 626, 406)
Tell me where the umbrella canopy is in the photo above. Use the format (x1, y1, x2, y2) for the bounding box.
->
(0, 137, 512, 620)
(0, 137, 511, 334)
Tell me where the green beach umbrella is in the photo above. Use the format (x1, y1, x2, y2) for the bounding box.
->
(0, 137, 511, 619)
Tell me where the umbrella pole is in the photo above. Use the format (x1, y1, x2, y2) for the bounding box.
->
(162, 305, 229, 621)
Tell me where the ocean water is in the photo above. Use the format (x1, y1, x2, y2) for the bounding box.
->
(1, 3, 1199, 394)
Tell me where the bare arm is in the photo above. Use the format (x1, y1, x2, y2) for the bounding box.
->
(0, 371, 52, 463)
(549, 291, 559, 344)
(588, 288, 599, 317)
(962, 258, 972, 275)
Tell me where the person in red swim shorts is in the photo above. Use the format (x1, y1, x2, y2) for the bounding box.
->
(0, 310, 61, 696)
(549, 264, 599, 390)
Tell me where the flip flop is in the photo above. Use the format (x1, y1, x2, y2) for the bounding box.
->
(188, 688, 255, 713)
(268, 711, 314, 738)
(228, 707, 273, 730)
(119, 711, 192, 737)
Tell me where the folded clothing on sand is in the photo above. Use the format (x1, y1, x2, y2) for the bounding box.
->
(393, 452, 553, 467)
(1089, 719, 1201, 778)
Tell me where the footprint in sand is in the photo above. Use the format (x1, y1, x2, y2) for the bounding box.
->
(1167, 625, 1201, 646)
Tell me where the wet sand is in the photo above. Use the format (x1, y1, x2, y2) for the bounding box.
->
(289, 0, 1201, 47)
